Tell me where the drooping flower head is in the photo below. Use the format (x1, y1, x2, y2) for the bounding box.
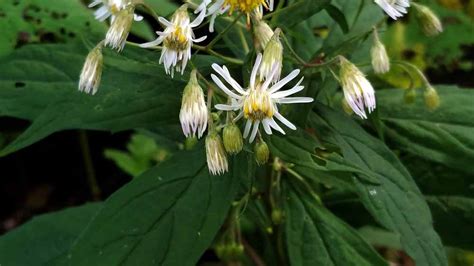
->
(179, 70, 208, 138)
(251, 12, 274, 51)
(78, 43, 104, 95)
(140, 5, 207, 77)
(105, 6, 134, 51)
(197, 0, 274, 32)
(371, 29, 390, 74)
(211, 54, 313, 143)
(339, 56, 376, 119)
(374, 0, 410, 20)
(259, 28, 283, 83)
(206, 132, 229, 175)
(412, 3, 443, 36)
(89, 0, 142, 22)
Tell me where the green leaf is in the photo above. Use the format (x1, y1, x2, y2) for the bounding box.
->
(310, 106, 448, 266)
(0, 0, 106, 57)
(0, 203, 102, 265)
(426, 196, 474, 250)
(273, 0, 329, 28)
(285, 187, 387, 266)
(377, 86, 474, 174)
(0, 43, 216, 156)
(65, 148, 247, 265)
(323, 4, 349, 34)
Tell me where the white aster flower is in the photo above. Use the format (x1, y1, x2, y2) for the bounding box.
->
(374, 0, 410, 20)
(371, 29, 390, 74)
(78, 43, 103, 95)
(339, 56, 376, 119)
(88, 0, 142, 22)
(104, 6, 134, 51)
(197, 0, 274, 32)
(206, 132, 229, 175)
(140, 5, 207, 77)
(179, 70, 208, 138)
(211, 54, 313, 143)
(259, 28, 283, 83)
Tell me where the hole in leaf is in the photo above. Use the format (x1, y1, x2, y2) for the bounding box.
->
(14, 82, 26, 88)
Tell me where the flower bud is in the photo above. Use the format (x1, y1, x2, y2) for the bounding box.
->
(206, 132, 229, 175)
(223, 123, 243, 155)
(404, 88, 417, 104)
(252, 15, 273, 51)
(105, 6, 134, 51)
(78, 43, 103, 95)
(254, 141, 269, 165)
(371, 29, 390, 74)
(259, 28, 283, 84)
(424, 85, 440, 111)
(271, 209, 284, 225)
(413, 3, 443, 37)
(180, 70, 208, 138)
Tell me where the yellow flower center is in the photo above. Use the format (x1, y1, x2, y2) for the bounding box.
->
(243, 88, 274, 121)
(164, 26, 189, 51)
(224, 0, 267, 14)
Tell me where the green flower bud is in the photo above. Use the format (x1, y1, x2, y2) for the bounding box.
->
(271, 209, 284, 225)
(424, 85, 440, 111)
(254, 141, 270, 165)
(223, 123, 243, 155)
(413, 3, 443, 37)
(404, 88, 417, 104)
(78, 43, 103, 95)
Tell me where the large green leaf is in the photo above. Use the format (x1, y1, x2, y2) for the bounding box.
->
(0, 203, 102, 265)
(310, 106, 447, 266)
(426, 196, 474, 251)
(377, 86, 474, 174)
(64, 148, 247, 265)
(0, 0, 106, 57)
(285, 187, 387, 266)
(0, 43, 216, 156)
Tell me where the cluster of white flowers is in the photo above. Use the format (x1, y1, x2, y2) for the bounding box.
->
(78, 0, 443, 175)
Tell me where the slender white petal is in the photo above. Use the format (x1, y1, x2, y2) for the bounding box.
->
(268, 69, 300, 93)
(274, 111, 296, 130)
(211, 74, 243, 100)
(250, 53, 263, 89)
(243, 120, 252, 138)
(249, 121, 260, 143)
(277, 97, 314, 104)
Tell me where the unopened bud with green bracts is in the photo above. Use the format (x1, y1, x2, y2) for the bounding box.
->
(413, 3, 443, 37)
(260, 28, 283, 84)
(424, 85, 440, 111)
(223, 123, 243, 155)
(254, 140, 270, 165)
(371, 29, 390, 74)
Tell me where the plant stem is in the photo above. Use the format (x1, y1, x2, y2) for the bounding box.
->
(285, 167, 322, 205)
(392, 60, 430, 87)
(207, 13, 244, 50)
(193, 45, 243, 65)
(136, 2, 161, 23)
(78, 130, 101, 201)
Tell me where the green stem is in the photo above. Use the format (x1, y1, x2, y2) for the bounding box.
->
(285, 167, 322, 205)
(78, 130, 101, 201)
(392, 60, 430, 87)
(136, 2, 161, 23)
(237, 26, 250, 55)
(193, 44, 243, 65)
(207, 13, 244, 50)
